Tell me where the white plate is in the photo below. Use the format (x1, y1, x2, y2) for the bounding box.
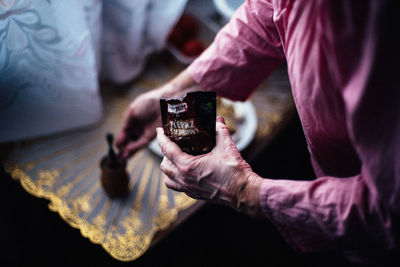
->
(148, 99, 257, 157)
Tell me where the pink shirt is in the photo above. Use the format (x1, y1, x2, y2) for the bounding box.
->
(188, 0, 399, 262)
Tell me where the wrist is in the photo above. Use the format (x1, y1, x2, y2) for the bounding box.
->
(228, 165, 264, 218)
(242, 173, 264, 217)
(159, 69, 202, 98)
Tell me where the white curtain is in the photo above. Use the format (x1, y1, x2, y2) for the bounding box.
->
(0, 0, 187, 143)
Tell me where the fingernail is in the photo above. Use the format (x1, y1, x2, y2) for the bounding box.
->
(216, 116, 226, 124)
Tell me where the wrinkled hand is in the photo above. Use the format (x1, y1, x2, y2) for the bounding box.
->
(157, 116, 263, 216)
(116, 90, 162, 160)
(116, 69, 199, 160)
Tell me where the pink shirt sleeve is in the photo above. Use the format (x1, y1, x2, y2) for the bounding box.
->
(189, 0, 399, 261)
(187, 0, 285, 101)
(260, 176, 394, 255)
(259, 0, 399, 260)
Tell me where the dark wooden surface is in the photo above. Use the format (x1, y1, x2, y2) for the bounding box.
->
(0, 114, 359, 267)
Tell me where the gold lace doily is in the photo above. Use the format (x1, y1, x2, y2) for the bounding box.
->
(3, 60, 294, 261)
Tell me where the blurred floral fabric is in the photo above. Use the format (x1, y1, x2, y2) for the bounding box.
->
(0, 0, 186, 143)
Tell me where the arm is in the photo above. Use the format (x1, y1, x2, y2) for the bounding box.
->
(259, 0, 400, 255)
(158, 0, 400, 257)
(188, 0, 285, 101)
(117, 0, 285, 159)
(157, 118, 397, 256)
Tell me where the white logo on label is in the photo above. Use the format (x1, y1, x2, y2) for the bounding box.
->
(168, 103, 188, 114)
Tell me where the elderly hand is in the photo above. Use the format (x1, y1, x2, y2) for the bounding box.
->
(116, 69, 199, 160)
(116, 89, 163, 160)
(157, 116, 263, 217)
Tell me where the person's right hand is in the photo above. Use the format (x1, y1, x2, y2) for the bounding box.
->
(116, 89, 162, 160)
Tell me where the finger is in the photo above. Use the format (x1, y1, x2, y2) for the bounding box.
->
(116, 109, 137, 148)
(215, 116, 236, 147)
(160, 157, 181, 189)
(160, 157, 190, 192)
(164, 175, 184, 192)
(216, 115, 226, 124)
(160, 157, 178, 177)
(116, 130, 129, 150)
(156, 127, 192, 166)
(121, 136, 149, 160)
(116, 127, 139, 147)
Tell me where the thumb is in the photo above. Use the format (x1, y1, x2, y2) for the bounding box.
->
(215, 116, 235, 147)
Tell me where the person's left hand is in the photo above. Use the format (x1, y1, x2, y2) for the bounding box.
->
(156, 116, 263, 216)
